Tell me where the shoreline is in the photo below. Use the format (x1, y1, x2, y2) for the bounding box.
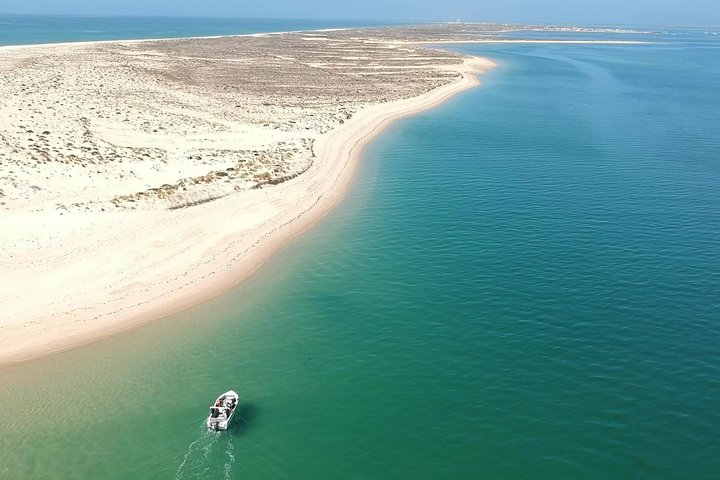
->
(0, 30, 648, 52)
(406, 39, 650, 45)
(0, 27, 354, 51)
(0, 43, 495, 367)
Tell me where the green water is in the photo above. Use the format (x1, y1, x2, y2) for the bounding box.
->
(2, 31, 720, 479)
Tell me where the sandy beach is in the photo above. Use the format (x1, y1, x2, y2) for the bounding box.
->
(0, 25, 497, 366)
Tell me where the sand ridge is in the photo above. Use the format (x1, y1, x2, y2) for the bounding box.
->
(0, 25, 503, 366)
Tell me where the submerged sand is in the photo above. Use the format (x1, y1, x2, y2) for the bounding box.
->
(0, 25, 503, 365)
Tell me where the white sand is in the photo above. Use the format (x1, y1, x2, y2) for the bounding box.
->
(0, 30, 495, 366)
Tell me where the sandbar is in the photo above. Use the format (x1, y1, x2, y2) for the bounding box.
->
(0, 25, 499, 366)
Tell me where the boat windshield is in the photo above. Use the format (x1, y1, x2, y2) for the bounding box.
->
(209, 407, 227, 418)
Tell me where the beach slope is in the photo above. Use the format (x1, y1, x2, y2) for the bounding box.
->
(0, 26, 497, 366)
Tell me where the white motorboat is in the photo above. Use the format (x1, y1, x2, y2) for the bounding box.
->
(206, 390, 239, 431)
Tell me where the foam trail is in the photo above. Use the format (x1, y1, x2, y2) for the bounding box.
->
(174, 430, 220, 480)
(224, 435, 235, 480)
(174, 437, 200, 479)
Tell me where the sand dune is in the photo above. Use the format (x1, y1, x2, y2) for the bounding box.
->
(0, 25, 497, 366)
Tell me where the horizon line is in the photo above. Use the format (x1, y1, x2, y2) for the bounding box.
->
(0, 13, 718, 29)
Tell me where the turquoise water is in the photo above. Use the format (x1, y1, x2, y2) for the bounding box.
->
(0, 15, 389, 46)
(1, 25, 720, 480)
(492, 26, 720, 42)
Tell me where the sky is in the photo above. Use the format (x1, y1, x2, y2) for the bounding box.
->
(2, 0, 719, 26)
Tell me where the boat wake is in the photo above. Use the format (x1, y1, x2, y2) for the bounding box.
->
(174, 428, 235, 480)
(224, 434, 235, 480)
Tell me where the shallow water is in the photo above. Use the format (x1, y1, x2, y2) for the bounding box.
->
(1, 24, 719, 480)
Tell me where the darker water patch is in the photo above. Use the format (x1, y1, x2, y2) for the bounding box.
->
(234, 402, 259, 435)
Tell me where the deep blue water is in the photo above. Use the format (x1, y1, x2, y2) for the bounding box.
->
(0, 19, 719, 480)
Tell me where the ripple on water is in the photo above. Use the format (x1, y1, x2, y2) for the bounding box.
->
(1, 32, 720, 480)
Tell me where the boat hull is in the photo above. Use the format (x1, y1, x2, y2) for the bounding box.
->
(206, 390, 239, 431)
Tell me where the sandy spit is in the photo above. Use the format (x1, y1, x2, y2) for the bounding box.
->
(0, 39, 495, 366)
